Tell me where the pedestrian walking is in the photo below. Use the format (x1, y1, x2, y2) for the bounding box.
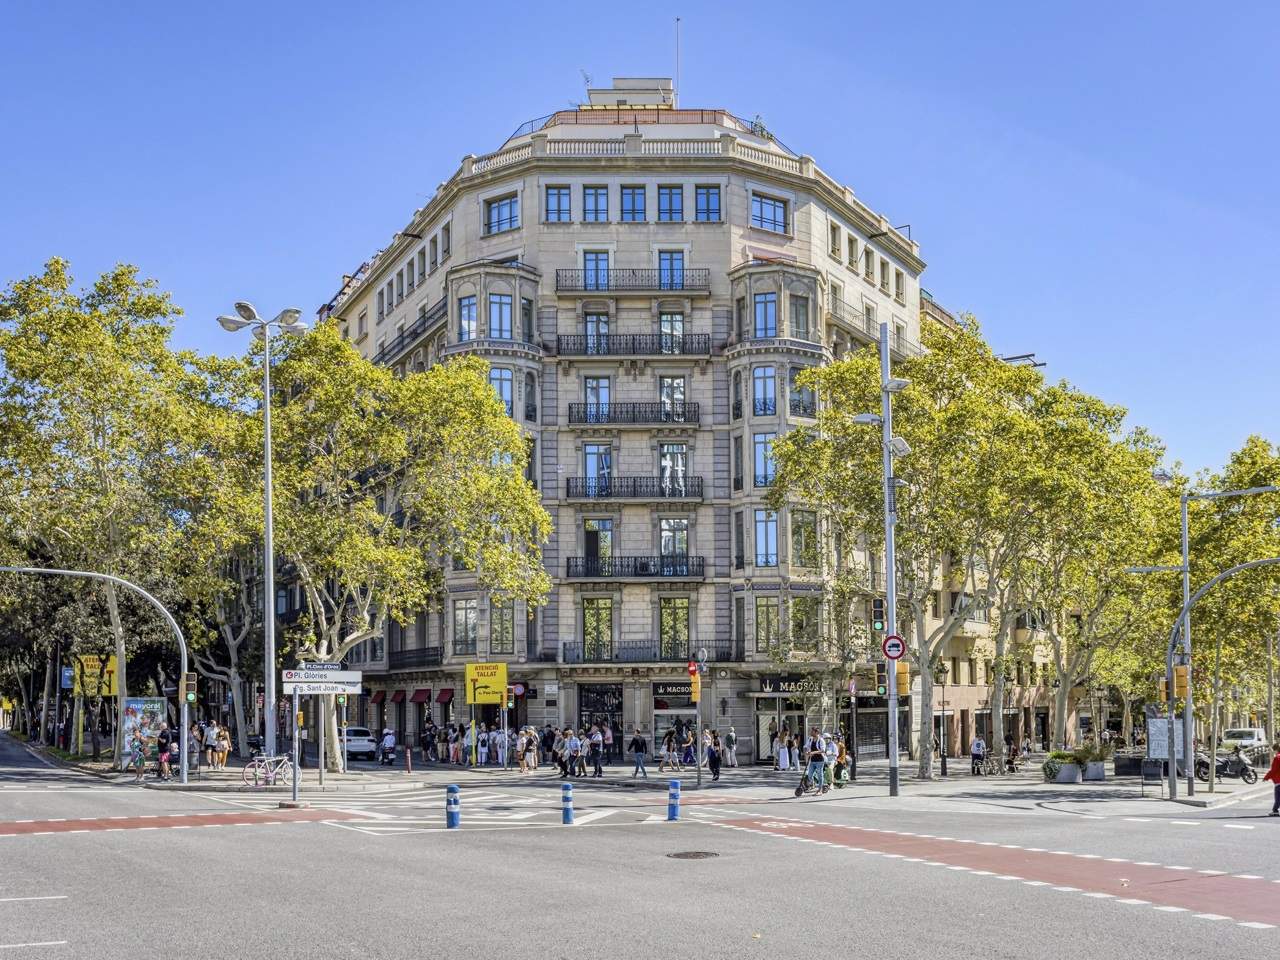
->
(724, 726, 738, 767)
(566, 729, 583, 778)
(603, 724, 615, 764)
(129, 731, 147, 783)
(477, 724, 489, 765)
(589, 725, 604, 778)
(1265, 742, 1280, 817)
(681, 729, 695, 767)
(1021, 733, 1032, 758)
(700, 728, 712, 769)
(971, 733, 987, 775)
(542, 724, 555, 765)
(708, 732, 722, 782)
(216, 723, 231, 770)
(156, 723, 172, 781)
(629, 727, 649, 778)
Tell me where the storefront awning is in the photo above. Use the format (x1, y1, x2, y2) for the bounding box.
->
(409, 689, 431, 704)
(390, 690, 406, 703)
(370, 691, 386, 705)
(436, 688, 454, 704)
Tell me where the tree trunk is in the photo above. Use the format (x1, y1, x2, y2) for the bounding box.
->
(229, 669, 249, 757)
(1208, 634, 1224, 794)
(38, 650, 55, 745)
(990, 647, 1007, 765)
(103, 580, 128, 763)
(1053, 683, 1071, 750)
(1120, 696, 1133, 746)
(914, 621, 934, 779)
(88, 698, 102, 760)
(323, 695, 342, 772)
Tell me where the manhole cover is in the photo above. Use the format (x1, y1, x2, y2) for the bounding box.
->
(667, 851, 719, 860)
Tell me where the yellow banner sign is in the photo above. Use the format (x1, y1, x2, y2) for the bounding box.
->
(0, 697, 13, 712)
(74, 655, 118, 696)
(464, 662, 508, 705)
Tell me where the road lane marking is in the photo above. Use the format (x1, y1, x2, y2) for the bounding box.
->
(0, 942, 67, 950)
(0, 896, 67, 903)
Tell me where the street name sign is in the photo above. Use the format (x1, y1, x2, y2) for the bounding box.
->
(298, 662, 342, 672)
(282, 680, 362, 695)
(882, 635, 906, 660)
(282, 669, 362, 684)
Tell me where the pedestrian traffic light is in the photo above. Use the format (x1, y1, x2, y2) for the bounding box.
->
(506, 686, 515, 710)
(335, 694, 346, 706)
(871, 598, 886, 632)
(896, 667, 910, 697)
(182, 672, 197, 704)
(1173, 665, 1188, 698)
(875, 662, 887, 697)
(687, 660, 698, 677)
(296, 711, 305, 728)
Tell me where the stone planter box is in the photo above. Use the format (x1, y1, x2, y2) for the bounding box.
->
(1054, 763, 1083, 784)
(1083, 761, 1106, 781)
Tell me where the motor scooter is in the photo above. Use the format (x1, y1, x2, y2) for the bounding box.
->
(1195, 749, 1257, 784)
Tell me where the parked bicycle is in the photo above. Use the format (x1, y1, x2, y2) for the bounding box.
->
(242, 754, 293, 788)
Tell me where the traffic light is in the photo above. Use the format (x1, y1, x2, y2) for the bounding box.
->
(687, 660, 698, 677)
(871, 598, 886, 633)
(1173, 665, 1188, 698)
(506, 686, 515, 710)
(295, 711, 305, 728)
(1157, 681, 1167, 703)
(690, 673, 701, 702)
(875, 662, 887, 697)
(182, 672, 197, 704)
(336, 694, 347, 706)
(896, 667, 910, 697)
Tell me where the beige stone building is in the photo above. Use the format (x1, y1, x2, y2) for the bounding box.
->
(318, 77, 938, 762)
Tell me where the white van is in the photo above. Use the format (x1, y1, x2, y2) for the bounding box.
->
(1220, 728, 1267, 749)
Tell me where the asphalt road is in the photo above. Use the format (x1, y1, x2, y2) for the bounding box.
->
(2, 731, 1279, 959)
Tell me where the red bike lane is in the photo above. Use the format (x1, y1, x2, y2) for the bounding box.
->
(720, 818, 1280, 927)
(0, 808, 357, 836)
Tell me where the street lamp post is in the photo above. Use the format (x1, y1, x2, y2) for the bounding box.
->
(852, 322, 911, 797)
(216, 302, 307, 759)
(936, 661, 949, 776)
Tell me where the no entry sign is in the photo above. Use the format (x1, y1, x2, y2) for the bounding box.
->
(882, 635, 906, 660)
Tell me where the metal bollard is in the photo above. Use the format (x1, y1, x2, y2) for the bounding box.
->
(562, 782, 574, 825)
(446, 784, 460, 829)
(667, 779, 681, 821)
(405, 745, 413, 774)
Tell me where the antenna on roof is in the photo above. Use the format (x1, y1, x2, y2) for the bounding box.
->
(674, 17, 681, 108)
(579, 69, 593, 101)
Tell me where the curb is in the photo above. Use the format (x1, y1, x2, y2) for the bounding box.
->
(143, 779, 432, 794)
(1170, 782, 1274, 809)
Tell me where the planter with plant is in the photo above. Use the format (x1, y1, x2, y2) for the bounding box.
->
(1043, 749, 1081, 783)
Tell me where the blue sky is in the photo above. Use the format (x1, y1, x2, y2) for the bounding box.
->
(2, 1, 1276, 473)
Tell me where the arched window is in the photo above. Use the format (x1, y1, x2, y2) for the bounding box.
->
(732, 371, 742, 420)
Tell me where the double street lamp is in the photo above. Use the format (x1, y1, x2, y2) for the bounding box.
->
(216, 302, 307, 759)
(852, 321, 911, 797)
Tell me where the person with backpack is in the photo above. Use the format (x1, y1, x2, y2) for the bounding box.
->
(629, 727, 649, 779)
(803, 728, 826, 791)
(724, 727, 738, 767)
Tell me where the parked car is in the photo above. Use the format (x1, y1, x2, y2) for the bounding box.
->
(1220, 728, 1268, 749)
(341, 726, 378, 760)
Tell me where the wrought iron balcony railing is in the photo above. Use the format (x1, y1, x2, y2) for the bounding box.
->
(753, 397, 776, 416)
(565, 476, 703, 499)
(388, 648, 444, 669)
(567, 401, 699, 425)
(557, 333, 711, 356)
(789, 396, 817, 417)
(566, 555, 706, 579)
(561, 638, 745, 664)
(555, 268, 711, 292)
(754, 473, 775, 487)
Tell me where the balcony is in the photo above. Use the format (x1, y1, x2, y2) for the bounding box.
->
(566, 555, 706, 579)
(556, 268, 711, 293)
(753, 397, 776, 416)
(524, 401, 538, 422)
(565, 476, 703, 499)
(561, 637, 745, 664)
(556, 333, 712, 356)
(790, 396, 817, 417)
(567, 401, 698, 426)
(372, 296, 446, 365)
(388, 648, 444, 670)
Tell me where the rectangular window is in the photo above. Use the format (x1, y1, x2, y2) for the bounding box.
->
(753, 432, 776, 486)
(583, 185, 608, 222)
(829, 222, 841, 257)
(491, 602, 514, 654)
(583, 251, 609, 291)
(658, 375, 686, 416)
(657, 185, 683, 221)
(788, 366, 815, 417)
(584, 518, 613, 565)
(441, 223, 450, 258)
(659, 442, 687, 494)
(754, 509, 778, 566)
(755, 596, 779, 651)
(488, 293, 512, 339)
(357, 309, 367, 337)
(546, 185, 571, 223)
(584, 313, 610, 354)
(658, 250, 684, 290)
(583, 597, 612, 659)
(752, 365, 776, 415)
(732, 435, 743, 490)
(734, 297, 745, 341)
(584, 442, 612, 485)
(753, 292, 777, 338)
(485, 194, 519, 235)
(790, 596, 821, 649)
(695, 185, 720, 222)
(659, 312, 684, 353)
(458, 295, 476, 341)
(894, 269, 905, 302)
(659, 597, 690, 660)
(791, 295, 809, 339)
(453, 598, 477, 655)
(521, 298, 534, 342)
(847, 235, 857, 268)
(396, 271, 404, 303)
(660, 519, 689, 568)
(376, 291, 385, 321)
(734, 595, 745, 650)
(417, 249, 426, 278)
(406, 259, 415, 291)
(733, 511, 744, 567)
(791, 510, 818, 567)
(488, 367, 513, 417)
(750, 193, 787, 232)
(429, 237, 438, 271)
(879, 257, 890, 292)
(584, 375, 610, 410)
(863, 247, 875, 281)
(621, 185, 646, 222)
(968, 658, 978, 686)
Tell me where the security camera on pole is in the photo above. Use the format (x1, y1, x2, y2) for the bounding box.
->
(852, 322, 911, 798)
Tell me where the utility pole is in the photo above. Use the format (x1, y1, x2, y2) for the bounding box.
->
(880, 322, 901, 799)
(1269, 618, 1276, 746)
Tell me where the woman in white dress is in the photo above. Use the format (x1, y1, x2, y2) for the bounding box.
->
(777, 735, 790, 771)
